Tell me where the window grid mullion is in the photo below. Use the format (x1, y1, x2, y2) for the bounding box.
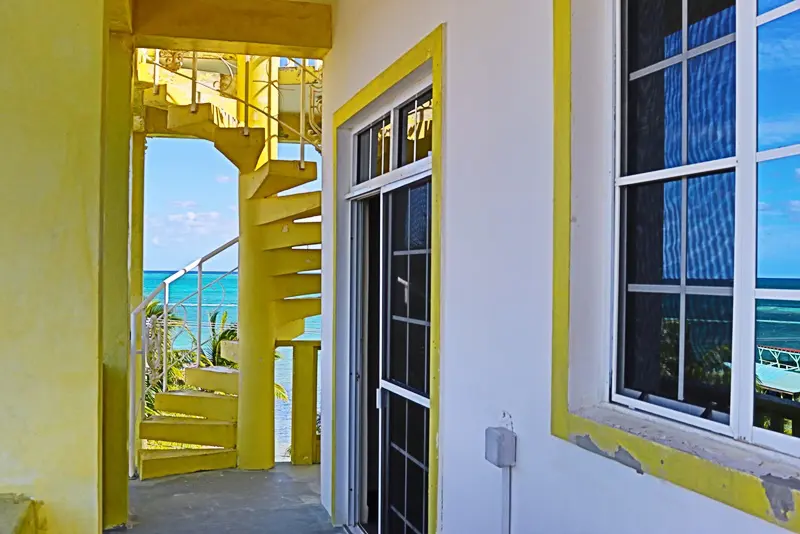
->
(730, 0, 758, 443)
(679, 177, 688, 401)
(679, 0, 688, 399)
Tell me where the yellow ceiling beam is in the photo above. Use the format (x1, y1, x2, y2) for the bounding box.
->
(106, 0, 132, 33)
(133, 0, 332, 59)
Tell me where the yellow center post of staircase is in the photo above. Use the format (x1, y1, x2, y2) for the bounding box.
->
(237, 55, 279, 469)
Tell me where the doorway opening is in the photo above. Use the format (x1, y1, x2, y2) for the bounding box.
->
(352, 194, 381, 534)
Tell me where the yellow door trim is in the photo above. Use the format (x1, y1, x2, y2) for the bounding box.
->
(330, 24, 444, 533)
(550, 1, 800, 529)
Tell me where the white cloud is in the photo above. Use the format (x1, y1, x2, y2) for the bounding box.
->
(790, 200, 800, 213)
(216, 175, 232, 184)
(229, 205, 238, 212)
(759, 201, 771, 211)
(172, 200, 197, 208)
(758, 116, 800, 148)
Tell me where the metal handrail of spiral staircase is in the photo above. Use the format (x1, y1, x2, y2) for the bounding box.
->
(128, 236, 238, 476)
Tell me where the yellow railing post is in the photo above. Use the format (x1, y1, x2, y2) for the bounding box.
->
(291, 342, 319, 465)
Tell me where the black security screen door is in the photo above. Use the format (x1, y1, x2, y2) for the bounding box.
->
(380, 178, 431, 534)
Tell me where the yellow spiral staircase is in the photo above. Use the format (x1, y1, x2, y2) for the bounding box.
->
(133, 54, 321, 479)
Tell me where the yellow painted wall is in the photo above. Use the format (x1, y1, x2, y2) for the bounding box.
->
(101, 32, 133, 529)
(0, 0, 107, 531)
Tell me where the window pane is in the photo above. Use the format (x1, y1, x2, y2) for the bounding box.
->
(754, 300, 800, 438)
(392, 256, 409, 317)
(684, 295, 733, 414)
(415, 91, 433, 162)
(387, 447, 406, 526)
(409, 254, 427, 321)
(759, 0, 794, 15)
(392, 187, 409, 252)
(407, 324, 428, 395)
(389, 319, 408, 384)
(627, 0, 682, 72)
(688, 0, 735, 49)
(625, 180, 682, 285)
(407, 401, 428, 464)
(687, 172, 735, 286)
(758, 10, 800, 152)
(688, 43, 736, 164)
(357, 130, 371, 183)
(379, 119, 392, 175)
(621, 292, 681, 400)
(388, 394, 407, 453)
(409, 182, 430, 250)
(399, 91, 434, 167)
(406, 461, 425, 532)
(627, 65, 683, 175)
(757, 155, 800, 288)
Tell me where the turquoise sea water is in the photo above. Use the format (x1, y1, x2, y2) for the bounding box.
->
(143, 271, 321, 460)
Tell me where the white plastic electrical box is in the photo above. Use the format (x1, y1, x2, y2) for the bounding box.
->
(485, 427, 517, 468)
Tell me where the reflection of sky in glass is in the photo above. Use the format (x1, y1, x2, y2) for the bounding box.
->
(688, 43, 736, 164)
(758, 10, 800, 152)
(688, 173, 735, 283)
(689, 5, 735, 49)
(758, 155, 800, 285)
(759, 0, 795, 16)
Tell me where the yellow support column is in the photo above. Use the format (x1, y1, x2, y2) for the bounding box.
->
(102, 31, 134, 530)
(291, 344, 318, 465)
(130, 133, 146, 310)
(237, 56, 277, 470)
(130, 131, 146, 477)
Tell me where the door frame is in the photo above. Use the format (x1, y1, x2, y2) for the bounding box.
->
(331, 25, 444, 533)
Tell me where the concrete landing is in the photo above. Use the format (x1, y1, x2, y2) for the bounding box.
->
(127, 464, 343, 534)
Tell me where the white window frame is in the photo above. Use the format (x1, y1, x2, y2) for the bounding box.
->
(611, 0, 800, 458)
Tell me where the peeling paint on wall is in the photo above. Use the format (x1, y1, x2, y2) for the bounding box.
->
(762, 474, 800, 523)
(573, 434, 643, 475)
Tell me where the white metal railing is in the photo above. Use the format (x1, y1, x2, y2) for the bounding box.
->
(128, 237, 239, 477)
(144, 50, 323, 172)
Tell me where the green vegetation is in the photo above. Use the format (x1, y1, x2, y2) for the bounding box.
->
(141, 301, 288, 414)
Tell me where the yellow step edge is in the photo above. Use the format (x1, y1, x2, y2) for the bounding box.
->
(275, 297, 322, 326)
(0, 495, 38, 534)
(260, 221, 321, 251)
(270, 273, 321, 300)
(185, 366, 240, 395)
(242, 160, 318, 199)
(277, 319, 306, 341)
(251, 191, 322, 226)
(263, 249, 322, 276)
(140, 416, 236, 448)
(154, 390, 238, 422)
(139, 449, 236, 480)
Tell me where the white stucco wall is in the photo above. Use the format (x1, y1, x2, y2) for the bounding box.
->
(320, 0, 783, 532)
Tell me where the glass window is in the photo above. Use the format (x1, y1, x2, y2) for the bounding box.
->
(620, 173, 735, 418)
(398, 90, 433, 167)
(754, 300, 800, 438)
(618, 0, 800, 456)
(759, 0, 794, 15)
(385, 181, 432, 396)
(757, 155, 800, 288)
(757, 10, 800, 152)
(356, 114, 391, 183)
(624, 2, 735, 176)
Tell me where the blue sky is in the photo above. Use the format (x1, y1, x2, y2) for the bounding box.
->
(144, 138, 321, 272)
(757, 9, 800, 280)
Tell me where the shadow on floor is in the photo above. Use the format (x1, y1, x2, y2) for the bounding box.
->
(127, 464, 344, 534)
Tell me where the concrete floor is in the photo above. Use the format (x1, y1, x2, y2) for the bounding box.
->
(127, 464, 344, 534)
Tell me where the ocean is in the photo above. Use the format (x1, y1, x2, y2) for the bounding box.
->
(143, 270, 321, 460)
